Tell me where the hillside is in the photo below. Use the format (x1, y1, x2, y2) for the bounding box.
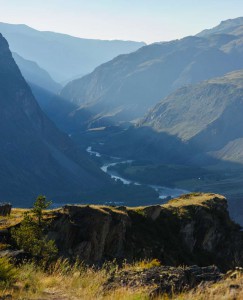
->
(52, 17, 243, 131)
(88, 69, 243, 215)
(12, 52, 61, 94)
(1, 193, 243, 299)
(0, 33, 109, 206)
(0, 22, 145, 82)
(12, 52, 61, 109)
(140, 70, 243, 163)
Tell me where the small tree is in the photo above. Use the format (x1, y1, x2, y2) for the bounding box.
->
(11, 196, 57, 262)
(33, 195, 52, 227)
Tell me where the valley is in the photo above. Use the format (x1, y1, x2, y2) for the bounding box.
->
(0, 13, 242, 229)
(86, 146, 189, 201)
(75, 124, 243, 224)
(1, 5, 243, 299)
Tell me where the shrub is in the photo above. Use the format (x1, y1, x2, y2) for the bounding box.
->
(0, 257, 17, 286)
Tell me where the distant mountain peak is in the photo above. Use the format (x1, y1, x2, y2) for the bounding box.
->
(197, 16, 243, 37)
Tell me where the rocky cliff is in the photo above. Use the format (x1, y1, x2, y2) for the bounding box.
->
(48, 193, 243, 270)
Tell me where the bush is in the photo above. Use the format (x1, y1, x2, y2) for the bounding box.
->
(0, 257, 17, 286)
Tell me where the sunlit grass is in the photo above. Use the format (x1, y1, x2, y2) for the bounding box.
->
(1, 258, 243, 299)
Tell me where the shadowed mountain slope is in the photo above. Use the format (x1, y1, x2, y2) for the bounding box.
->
(139, 70, 243, 164)
(12, 52, 61, 94)
(0, 34, 109, 206)
(12, 52, 61, 109)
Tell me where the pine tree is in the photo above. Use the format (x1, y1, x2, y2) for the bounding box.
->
(11, 196, 57, 261)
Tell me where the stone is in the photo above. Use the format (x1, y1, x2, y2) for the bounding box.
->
(0, 203, 12, 216)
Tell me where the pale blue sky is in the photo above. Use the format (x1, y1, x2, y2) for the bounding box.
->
(0, 0, 242, 43)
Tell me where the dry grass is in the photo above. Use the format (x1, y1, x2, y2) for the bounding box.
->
(0, 259, 150, 300)
(0, 259, 243, 299)
(62, 204, 127, 216)
(0, 209, 28, 230)
(0, 208, 64, 231)
(172, 273, 243, 300)
(163, 193, 225, 208)
(89, 205, 127, 215)
(125, 193, 224, 213)
(0, 192, 222, 232)
(122, 258, 161, 272)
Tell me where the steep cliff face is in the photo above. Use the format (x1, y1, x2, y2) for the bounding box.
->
(48, 193, 243, 270)
(0, 33, 109, 205)
(49, 205, 130, 262)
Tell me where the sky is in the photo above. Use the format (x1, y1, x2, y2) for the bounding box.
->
(0, 0, 242, 43)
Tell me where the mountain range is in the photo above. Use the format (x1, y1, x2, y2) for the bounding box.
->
(49, 17, 243, 132)
(0, 22, 145, 83)
(1, 17, 243, 210)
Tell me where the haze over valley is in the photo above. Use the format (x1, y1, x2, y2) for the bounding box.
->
(0, 17, 242, 218)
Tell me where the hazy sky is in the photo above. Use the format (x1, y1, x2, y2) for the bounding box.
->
(0, 0, 242, 43)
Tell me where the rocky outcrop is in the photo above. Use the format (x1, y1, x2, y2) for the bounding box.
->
(48, 205, 131, 263)
(48, 193, 243, 270)
(105, 265, 222, 297)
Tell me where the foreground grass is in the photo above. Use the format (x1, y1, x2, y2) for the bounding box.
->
(0, 258, 243, 300)
(173, 274, 243, 300)
(0, 259, 151, 300)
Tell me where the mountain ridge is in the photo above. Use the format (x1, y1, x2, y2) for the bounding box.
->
(0, 22, 145, 82)
(197, 16, 243, 37)
(53, 17, 243, 132)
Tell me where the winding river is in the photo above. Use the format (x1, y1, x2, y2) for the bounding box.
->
(86, 146, 189, 201)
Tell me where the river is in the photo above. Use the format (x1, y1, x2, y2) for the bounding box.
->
(86, 146, 188, 201)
